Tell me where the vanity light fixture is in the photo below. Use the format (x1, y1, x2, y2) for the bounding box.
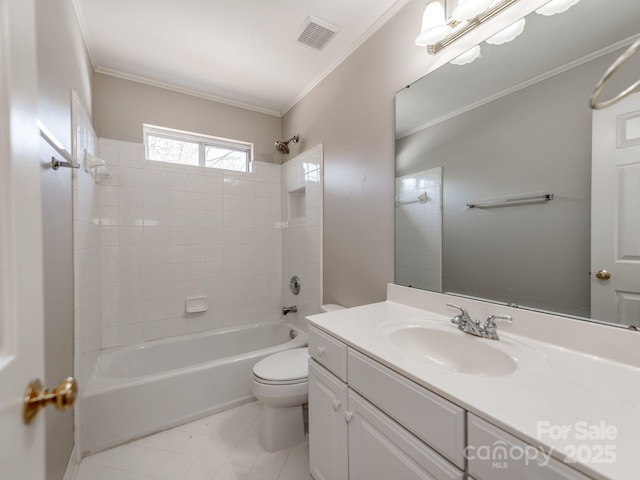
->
(535, 0, 581, 16)
(485, 17, 526, 45)
(417, 0, 582, 65)
(415, 2, 452, 47)
(450, 44, 482, 65)
(416, 0, 522, 55)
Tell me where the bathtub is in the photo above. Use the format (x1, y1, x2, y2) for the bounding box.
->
(80, 322, 307, 454)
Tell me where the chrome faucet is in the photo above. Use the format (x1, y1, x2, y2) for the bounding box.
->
(282, 306, 298, 315)
(447, 304, 512, 340)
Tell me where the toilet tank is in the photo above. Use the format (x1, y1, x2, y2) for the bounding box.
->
(320, 304, 345, 313)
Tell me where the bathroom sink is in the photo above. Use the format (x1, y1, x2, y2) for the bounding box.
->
(388, 326, 517, 376)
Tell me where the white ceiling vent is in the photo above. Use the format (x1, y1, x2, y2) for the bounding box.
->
(295, 16, 340, 51)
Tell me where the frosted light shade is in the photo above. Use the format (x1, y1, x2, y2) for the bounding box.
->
(535, 0, 581, 16)
(485, 18, 526, 45)
(450, 44, 481, 65)
(451, 0, 493, 22)
(415, 2, 452, 47)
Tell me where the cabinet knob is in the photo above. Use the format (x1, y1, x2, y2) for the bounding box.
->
(332, 399, 341, 412)
(316, 346, 326, 356)
(344, 411, 354, 423)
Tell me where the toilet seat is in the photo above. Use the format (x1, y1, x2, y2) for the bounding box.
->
(252, 347, 308, 385)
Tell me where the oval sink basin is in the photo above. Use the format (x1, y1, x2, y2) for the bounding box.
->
(389, 326, 517, 376)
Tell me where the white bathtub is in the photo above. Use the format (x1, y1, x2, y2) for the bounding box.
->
(80, 322, 308, 454)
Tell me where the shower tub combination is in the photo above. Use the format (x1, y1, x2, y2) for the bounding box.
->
(81, 322, 307, 454)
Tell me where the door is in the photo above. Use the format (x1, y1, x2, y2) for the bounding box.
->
(592, 92, 640, 326)
(0, 0, 46, 478)
(308, 361, 348, 480)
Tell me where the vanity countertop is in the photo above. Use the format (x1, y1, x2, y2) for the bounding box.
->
(308, 285, 640, 480)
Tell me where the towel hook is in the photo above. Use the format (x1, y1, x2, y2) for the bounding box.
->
(590, 39, 640, 110)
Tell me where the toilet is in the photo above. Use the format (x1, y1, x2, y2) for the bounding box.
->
(251, 304, 345, 452)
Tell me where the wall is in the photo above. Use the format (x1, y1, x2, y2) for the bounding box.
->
(92, 74, 283, 164)
(280, 145, 323, 330)
(97, 139, 282, 347)
(281, 0, 550, 307)
(35, 0, 93, 478)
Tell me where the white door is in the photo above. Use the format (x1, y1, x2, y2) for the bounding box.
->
(592, 92, 640, 327)
(0, 0, 46, 478)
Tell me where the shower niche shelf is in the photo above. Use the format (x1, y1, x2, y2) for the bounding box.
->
(288, 187, 306, 221)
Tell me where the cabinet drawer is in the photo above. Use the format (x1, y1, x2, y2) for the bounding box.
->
(468, 414, 591, 480)
(348, 390, 465, 480)
(347, 348, 466, 469)
(309, 326, 347, 381)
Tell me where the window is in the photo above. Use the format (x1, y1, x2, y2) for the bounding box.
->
(143, 124, 252, 172)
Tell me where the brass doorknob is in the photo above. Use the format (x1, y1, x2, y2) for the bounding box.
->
(23, 377, 77, 424)
(595, 269, 611, 280)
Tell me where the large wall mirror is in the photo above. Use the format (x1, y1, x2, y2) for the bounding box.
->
(395, 0, 640, 328)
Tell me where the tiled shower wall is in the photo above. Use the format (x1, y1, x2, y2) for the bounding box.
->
(96, 138, 282, 348)
(395, 167, 442, 292)
(280, 145, 323, 331)
(72, 93, 102, 384)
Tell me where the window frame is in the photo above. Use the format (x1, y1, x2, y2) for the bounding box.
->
(143, 124, 253, 172)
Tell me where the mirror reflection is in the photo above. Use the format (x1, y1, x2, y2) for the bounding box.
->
(395, 0, 640, 328)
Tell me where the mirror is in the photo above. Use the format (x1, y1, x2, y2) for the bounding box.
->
(395, 0, 640, 328)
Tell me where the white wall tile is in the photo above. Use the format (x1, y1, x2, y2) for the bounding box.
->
(186, 174, 205, 193)
(93, 139, 285, 347)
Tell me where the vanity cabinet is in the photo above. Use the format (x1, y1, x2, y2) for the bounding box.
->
(309, 326, 465, 480)
(309, 326, 592, 480)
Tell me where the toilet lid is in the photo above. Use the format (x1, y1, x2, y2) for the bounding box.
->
(253, 347, 308, 382)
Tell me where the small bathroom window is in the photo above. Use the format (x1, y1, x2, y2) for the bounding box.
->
(143, 124, 252, 172)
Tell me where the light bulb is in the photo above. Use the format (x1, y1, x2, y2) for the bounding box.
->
(415, 2, 452, 47)
(451, 0, 493, 23)
(450, 44, 481, 65)
(485, 18, 526, 45)
(535, 0, 581, 16)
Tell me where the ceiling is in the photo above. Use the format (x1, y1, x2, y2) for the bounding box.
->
(73, 0, 410, 116)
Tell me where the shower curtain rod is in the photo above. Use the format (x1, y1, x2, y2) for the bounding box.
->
(38, 120, 80, 170)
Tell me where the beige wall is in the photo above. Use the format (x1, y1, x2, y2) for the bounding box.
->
(35, 0, 93, 478)
(92, 74, 283, 165)
(282, 0, 549, 307)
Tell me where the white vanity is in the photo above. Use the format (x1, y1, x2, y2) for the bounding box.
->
(307, 284, 640, 480)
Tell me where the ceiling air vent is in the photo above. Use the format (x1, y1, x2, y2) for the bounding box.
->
(295, 16, 340, 51)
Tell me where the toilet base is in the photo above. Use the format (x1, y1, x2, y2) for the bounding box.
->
(259, 403, 306, 452)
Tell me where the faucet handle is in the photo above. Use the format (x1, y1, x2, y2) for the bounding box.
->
(447, 303, 469, 317)
(484, 314, 513, 327)
(447, 303, 470, 325)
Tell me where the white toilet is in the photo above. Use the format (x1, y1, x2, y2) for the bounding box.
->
(251, 304, 345, 452)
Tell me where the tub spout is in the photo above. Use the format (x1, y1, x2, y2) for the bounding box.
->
(282, 306, 297, 315)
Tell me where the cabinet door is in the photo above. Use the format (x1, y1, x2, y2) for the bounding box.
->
(468, 414, 591, 480)
(347, 390, 465, 480)
(309, 360, 348, 480)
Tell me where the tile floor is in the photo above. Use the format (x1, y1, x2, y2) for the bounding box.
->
(75, 402, 310, 480)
